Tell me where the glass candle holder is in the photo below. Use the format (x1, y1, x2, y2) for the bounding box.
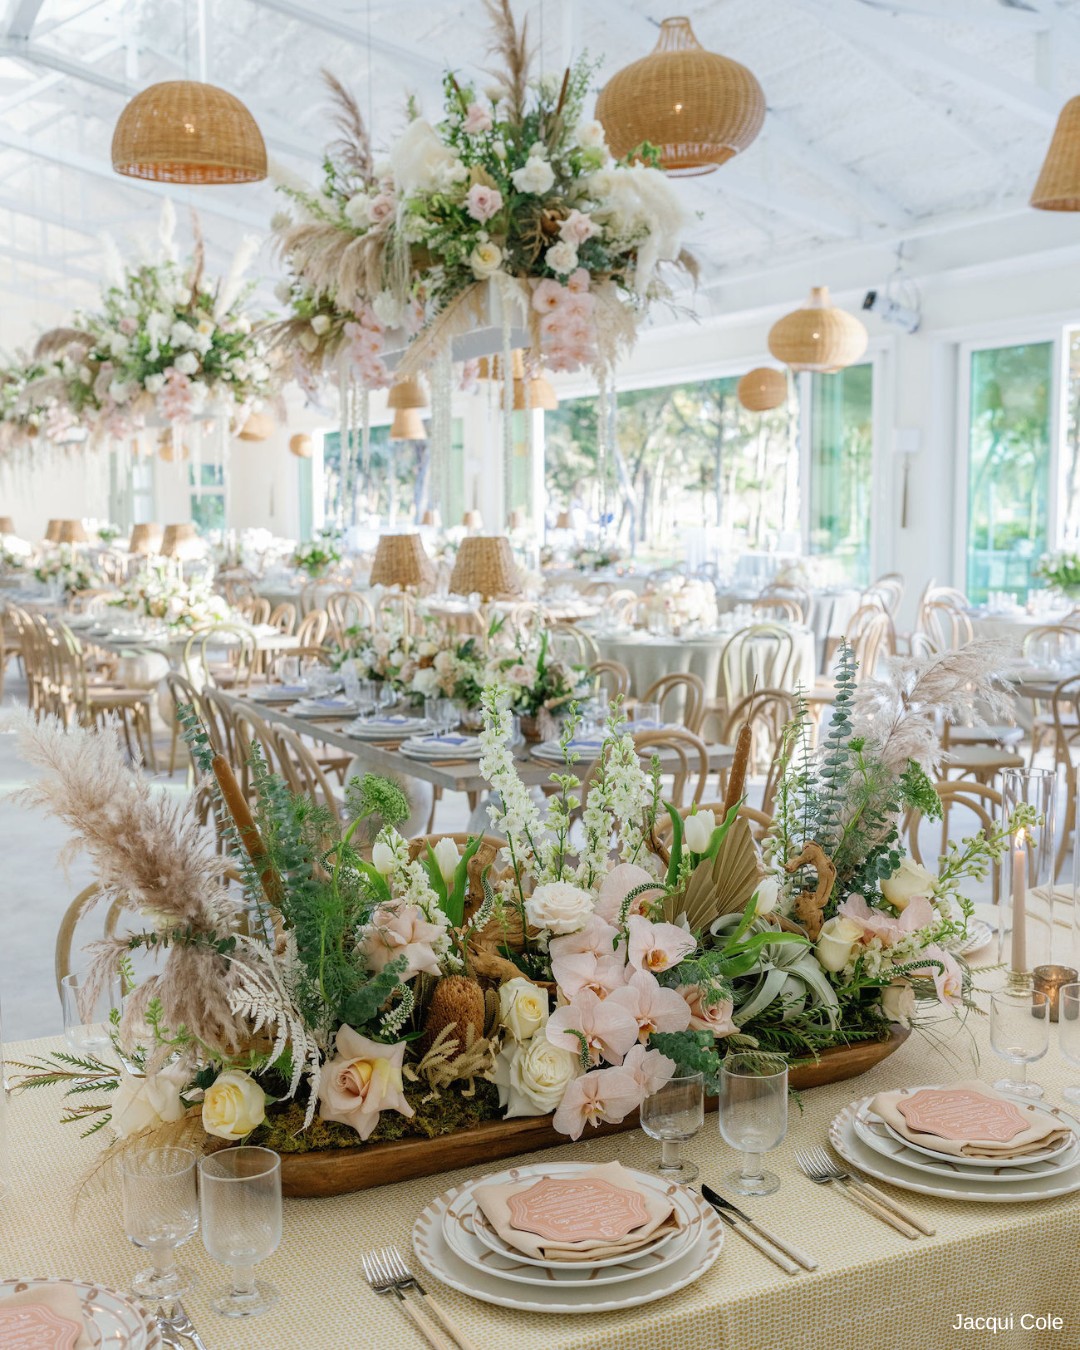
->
(998, 768, 1056, 991)
(1033, 965, 1079, 1023)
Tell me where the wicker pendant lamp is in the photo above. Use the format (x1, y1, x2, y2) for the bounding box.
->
(1031, 96, 1080, 210)
(596, 17, 765, 176)
(477, 350, 526, 381)
(369, 533, 434, 590)
(289, 433, 314, 459)
(737, 367, 788, 412)
(390, 408, 427, 441)
(767, 287, 867, 374)
(449, 535, 521, 600)
(511, 375, 558, 411)
(238, 410, 274, 442)
(0, 516, 14, 536)
(112, 80, 267, 184)
(128, 523, 163, 555)
(387, 375, 429, 410)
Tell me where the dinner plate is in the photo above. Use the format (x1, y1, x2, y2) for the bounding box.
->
(873, 1085, 1075, 1167)
(400, 734, 481, 760)
(0, 1277, 160, 1348)
(290, 699, 357, 718)
(413, 1179, 723, 1313)
(945, 918, 994, 957)
(829, 1096, 1080, 1202)
(531, 738, 607, 761)
(853, 1096, 1080, 1182)
(344, 716, 430, 739)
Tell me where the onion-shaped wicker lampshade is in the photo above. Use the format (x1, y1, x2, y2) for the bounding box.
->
(387, 375, 429, 410)
(390, 408, 427, 441)
(112, 80, 267, 184)
(57, 519, 88, 545)
(158, 437, 190, 463)
(511, 375, 559, 411)
(128, 522, 163, 555)
(161, 523, 202, 559)
(289, 433, 313, 459)
(369, 533, 434, 590)
(449, 535, 521, 600)
(462, 509, 484, 531)
(1031, 96, 1080, 210)
(767, 286, 868, 374)
(596, 17, 765, 176)
(737, 366, 788, 412)
(555, 510, 573, 530)
(44, 519, 62, 544)
(476, 349, 526, 381)
(238, 410, 274, 442)
(0, 516, 14, 536)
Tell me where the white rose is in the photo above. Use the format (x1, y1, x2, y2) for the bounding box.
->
(575, 119, 607, 149)
(344, 192, 372, 227)
(880, 857, 936, 912)
(372, 840, 396, 875)
(173, 287, 192, 306)
(525, 881, 594, 935)
(880, 978, 916, 1026)
(311, 314, 331, 335)
(201, 1070, 266, 1141)
(469, 240, 503, 279)
(273, 279, 293, 304)
(683, 808, 716, 854)
(754, 876, 780, 915)
(173, 351, 199, 376)
(544, 240, 578, 275)
(815, 915, 864, 973)
(511, 156, 555, 195)
(111, 1066, 187, 1139)
(170, 320, 196, 348)
(494, 1036, 581, 1117)
(432, 837, 460, 885)
(437, 157, 468, 187)
(108, 379, 132, 405)
(499, 977, 548, 1042)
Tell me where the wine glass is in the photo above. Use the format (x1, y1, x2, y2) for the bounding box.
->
(61, 972, 122, 1055)
(120, 1146, 198, 1304)
(378, 681, 397, 714)
(437, 697, 458, 735)
(424, 695, 442, 733)
(355, 679, 377, 723)
(273, 654, 300, 688)
(718, 1052, 788, 1196)
(199, 1146, 282, 1317)
(640, 1072, 704, 1183)
(990, 988, 1049, 1098)
(1058, 983, 1080, 1104)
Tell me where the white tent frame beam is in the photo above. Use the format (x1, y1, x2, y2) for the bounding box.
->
(245, 0, 445, 77)
(3, 0, 44, 40)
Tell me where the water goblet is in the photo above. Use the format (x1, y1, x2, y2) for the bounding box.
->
(273, 655, 300, 687)
(990, 988, 1049, 1098)
(718, 1052, 788, 1196)
(199, 1146, 282, 1317)
(120, 1146, 198, 1304)
(378, 681, 397, 714)
(640, 1072, 704, 1183)
(61, 972, 122, 1055)
(355, 679, 377, 723)
(1058, 983, 1080, 1104)
(424, 695, 442, 733)
(634, 701, 661, 730)
(437, 697, 458, 735)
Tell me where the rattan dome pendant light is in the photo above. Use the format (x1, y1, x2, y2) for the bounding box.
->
(596, 17, 765, 176)
(289, 433, 314, 459)
(112, 80, 267, 184)
(387, 375, 429, 410)
(767, 287, 868, 374)
(1031, 96, 1080, 210)
(737, 367, 787, 412)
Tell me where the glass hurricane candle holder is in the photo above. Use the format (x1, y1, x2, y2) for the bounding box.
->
(998, 768, 1056, 991)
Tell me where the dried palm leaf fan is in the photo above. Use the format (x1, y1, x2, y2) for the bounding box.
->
(596, 17, 765, 176)
(1031, 96, 1080, 210)
(288, 433, 313, 459)
(32, 328, 91, 362)
(663, 818, 760, 929)
(237, 410, 274, 442)
(767, 287, 868, 374)
(111, 81, 267, 184)
(737, 367, 787, 413)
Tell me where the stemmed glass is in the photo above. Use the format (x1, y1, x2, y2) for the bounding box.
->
(273, 655, 300, 688)
(990, 988, 1049, 1098)
(120, 1146, 199, 1303)
(641, 1072, 704, 1183)
(437, 697, 458, 736)
(61, 972, 122, 1055)
(377, 681, 397, 715)
(355, 679, 377, 723)
(718, 1052, 788, 1196)
(1058, 983, 1080, 1104)
(199, 1146, 282, 1317)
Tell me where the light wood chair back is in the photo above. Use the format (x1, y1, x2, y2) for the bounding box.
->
(295, 608, 330, 648)
(326, 591, 376, 646)
(267, 601, 298, 635)
(182, 624, 258, 691)
(268, 724, 344, 815)
(376, 592, 416, 636)
(718, 623, 796, 711)
(630, 727, 711, 807)
(921, 599, 973, 652)
(641, 671, 706, 734)
(863, 572, 905, 616)
(654, 801, 775, 846)
(548, 622, 600, 665)
(300, 580, 324, 615)
(903, 780, 1003, 904)
(721, 689, 795, 815)
(236, 595, 271, 626)
(590, 659, 631, 701)
(845, 603, 892, 677)
(1022, 624, 1080, 664)
(753, 595, 803, 624)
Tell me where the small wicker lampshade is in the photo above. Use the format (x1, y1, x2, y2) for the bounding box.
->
(512, 376, 559, 411)
(421, 508, 441, 527)
(161, 523, 201, 559)
(238, 410, 274, 441)
(1032, 96, 1080, 210)
(596, 17, 765, 176)
(462, 510, 484, 531)
(555, 510, 572, 530)
(449, 535, 521, 600)
(737, 366, 788, 412)
(44, 519, 61, 544)
(158, 435, 190, 463)
(369, 533, 434, 590)
(390, 408, 427, 441)
(128, 523, 163, 555)
(57, 519, 88, 545)
(477, 350, 526, 381)
(387, 375, 429, 410)
(767, 287, 868, 373)
(111, 80, 267, 184)
(0, 516, 14, 535)
(289, 433, 314, 459)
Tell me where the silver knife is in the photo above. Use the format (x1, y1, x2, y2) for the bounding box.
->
(702, 1183, 819, 1271)
(700, 1194, 800, 1275)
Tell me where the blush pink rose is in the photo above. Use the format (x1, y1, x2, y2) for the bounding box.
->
(558, 209, 599, 245)
(679, 984, 737, 1036)
(358, 901, 443, 980)
(462, 102, 493, 134)
(465, 183, 504, 222)
(368, 194, 395, 225)
(318, 1025, 414, 1141)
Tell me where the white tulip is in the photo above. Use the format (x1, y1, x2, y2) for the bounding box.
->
(432, 837, 460, 885)
(754, 876, 780, 915)
(372, 840, 396, 875)
(683, 809, 716, 854)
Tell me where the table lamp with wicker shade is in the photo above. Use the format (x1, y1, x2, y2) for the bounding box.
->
(128, 523, 163, 555)
(369, 533, 434, 592)
(1032, 96, 1080, 210)
(512, 375, 558, 411)
(44, 519, 62, 544)
(462, 510, 484, 532)
(0, 516, 14, 536)
(737, 367, 787, 412)
(449, 535, 521, 602)
(56, 520, 88, 546)
(767, 287, 867, 373)
(111, 80, 267, 184)
(161, 523, 202, 559)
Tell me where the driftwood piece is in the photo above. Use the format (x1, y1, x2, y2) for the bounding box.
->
(784, 842, 837, 940)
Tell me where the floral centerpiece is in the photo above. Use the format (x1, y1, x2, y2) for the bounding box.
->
(334, 625, 494, 709)
(109, 560, 230, 631)
(0, 347, 87, 455)
(487, 629, 590, 731)
(641, 577, 718, 635)
(569, 544, 623, 573)
(33, 545, 103, 598)
(292, 533, 342, 580)
(1035, 551, 1080, 599)
(13, 641, 1019, 1189)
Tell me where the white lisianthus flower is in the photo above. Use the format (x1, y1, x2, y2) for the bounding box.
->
(683, 808, 716, 854)
(815, 915, 864, 973)
(525, 881, 594, 935)
(469, 240, 503, 279)
(273, 279, 293, 304)
(493, 1036, 581, 1117)
(311, 314, 331, 336)
(144, 373, 166, 394)
(499, 977, 548, 1042)
(372, 290, 404, 328)
(511, 156, 556, 195)
(576, 119, 607, 149)
(880, 857, 936, 912)
(173, 351, 199, 376)
(431, 837, 460, 885)
(544, 240, 578, 275)
(201, 1070, 266, 1141)
(372, 840, 396, 875)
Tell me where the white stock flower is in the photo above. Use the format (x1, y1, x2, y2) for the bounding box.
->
(511, 156, 555, 195)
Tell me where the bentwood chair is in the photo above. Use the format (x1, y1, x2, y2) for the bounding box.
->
(295, 608, 330, 648)
(719, 689, 795, 815)
(639, 671, 707, 734)
(589, 659, 631, 702)
(902, 780, 1003, 905)
(182, 624, 258, 692)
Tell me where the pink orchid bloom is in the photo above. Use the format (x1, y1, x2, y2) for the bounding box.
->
(607, 969, 692, 1042)
(550, 914, 621, 959)
(546, 987, 639, 1066)
(561, 291, 596, 320)
(838, 893, 936, 948)
(679, 984, 737, 1037)
(549, 916, 626, 997)
(462, 102, 493, 134)
(464, 183, 503, 223)
(318, 1025, 413, 1141)
(627, 915, 696, 974)
(565, 267, 591, 293)
(622, 1043, 677, 1097)
(594, 863, 662, 924)
(552, 1066, 643, 1140)
(913, 944, 964, 1007)
(358, 901, 443, 980)
(532, 278, 565, 313)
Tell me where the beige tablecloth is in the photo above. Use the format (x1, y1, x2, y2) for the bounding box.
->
(3, 993, 1080, 1350)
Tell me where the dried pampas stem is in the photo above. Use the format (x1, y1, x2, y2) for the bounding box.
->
(321, 68, 372, 182)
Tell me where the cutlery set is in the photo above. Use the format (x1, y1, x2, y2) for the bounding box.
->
(155, 1300, 212, 1349)
(364, 1245, 478, 1350)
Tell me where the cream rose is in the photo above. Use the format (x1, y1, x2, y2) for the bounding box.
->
(683, 808, 716, 854)
(469, 240, 503, 278)
(815, 915, 864, 973)
(544, 240, 578, 275)
(201, 1070, 266, 1141)
(494, 1036, 582, 1117)
(880, 978, 916, 1025)
(111, 1066, 187, 1139)
(880, 857, 936, 912)
(525, 881, 594, 934)
(499, 977, 548, 1041)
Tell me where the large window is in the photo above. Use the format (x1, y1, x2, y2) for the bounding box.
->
(322, 426, 429, 527)
(965, 342, 1052, 603)
(189, 459, 226, 532)
(808, 363, 874, 586)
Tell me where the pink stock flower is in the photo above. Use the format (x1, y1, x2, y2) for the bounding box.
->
(118, 316, 138, 335)
(368, 193, 395, 225)
(532, 278, 565, 313)
(546, 987, 639, 1066)
(552, 1066, 643, 1140)
(318, 1025, 414, 1141)
(465, 183, 504, 222)
(358, 902, 443, 980)
(607, 969, 692, 1042)
(627, 915, 696, 974)
(622, 1043, 677, 1097)
(679, 984, 737, 1036)
(913, 944, 964, 1007)
(462, 102, 493, 134)
(594, 863, 662, 923)
(566, 267, 591, 293)
(558, 209, 600, 246)
(838, 893, 936, 948)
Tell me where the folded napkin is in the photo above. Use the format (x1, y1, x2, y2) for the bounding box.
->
(872, 1081, 1073, 1159)
(473, 1161, 678, 1262)
(0, 1284, 94, 1349)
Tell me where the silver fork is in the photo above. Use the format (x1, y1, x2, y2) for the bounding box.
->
(157, 1300, 211, 1350)
(382, 1245, 480, 1350)
(794, 1146, 929, 1239)
(798, 1145, 935, 1235)
(362, 1248, 451, 1350)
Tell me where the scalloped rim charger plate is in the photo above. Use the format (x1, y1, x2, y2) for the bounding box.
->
(877, 1093, 1075, 1168)
(0, 1277, 160, 1349)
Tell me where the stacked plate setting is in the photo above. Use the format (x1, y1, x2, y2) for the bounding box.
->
(289, 695, 357, 719)
(343, 713, 431, 741)
(0, 1277, 161, 1348)
(830, 1087, 1080, 1203)
(399, 732, 482, 761)
(411, 1162, 724, 1314)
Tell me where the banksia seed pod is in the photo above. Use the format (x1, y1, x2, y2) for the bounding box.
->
(419, 975, 487, 1058)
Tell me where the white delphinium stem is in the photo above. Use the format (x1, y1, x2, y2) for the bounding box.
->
(479, 687, 548, 906)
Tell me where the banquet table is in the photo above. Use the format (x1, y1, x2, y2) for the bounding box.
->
(4, 975, 1079, 1350)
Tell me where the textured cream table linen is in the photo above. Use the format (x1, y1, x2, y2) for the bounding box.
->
(3, 1010, 1080, 1350)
